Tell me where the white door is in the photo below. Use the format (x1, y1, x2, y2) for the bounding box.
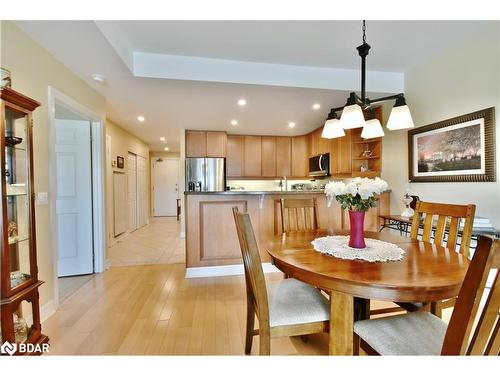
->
(137, 155, 148, 227)
(113, 172, 127, 236)
(55, 119, 93, 276)
(153, 158, 179, 216)
(127, 153, 138, 231)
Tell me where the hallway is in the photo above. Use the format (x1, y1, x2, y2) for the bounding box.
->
(108, 217, 185, 267)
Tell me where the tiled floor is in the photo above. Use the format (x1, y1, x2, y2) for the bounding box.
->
(108, 217, 185, 267)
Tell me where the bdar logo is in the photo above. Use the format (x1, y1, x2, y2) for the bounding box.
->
(1, 341, 16, 355)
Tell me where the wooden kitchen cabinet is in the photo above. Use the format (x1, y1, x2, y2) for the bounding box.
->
(261, 136, 277, 177)
(185, 130, 207, 157)
(291, 135, 309, 177)
(309, 128, 320, 157)
(338, 129, 352, 174)
(276, 136, 291, 177)
(226, 135, 244, 177)
(244, 136, 262, 177)
(206, 131, 227, 157)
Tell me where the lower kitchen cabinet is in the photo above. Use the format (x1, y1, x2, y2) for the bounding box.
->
(184, 191, 390, 268)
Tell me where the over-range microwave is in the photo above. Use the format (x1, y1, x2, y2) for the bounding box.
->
(309, 153, 330, 177)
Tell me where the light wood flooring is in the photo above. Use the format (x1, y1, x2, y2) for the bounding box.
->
(43, 263, 332, 355)
(43, 218, 451, 355)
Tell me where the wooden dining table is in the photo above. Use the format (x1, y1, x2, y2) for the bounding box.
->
(265, 229, 470, 355)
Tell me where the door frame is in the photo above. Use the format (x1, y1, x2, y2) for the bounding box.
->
(151, 156, 180, 217)
(48, 86, 106, 310)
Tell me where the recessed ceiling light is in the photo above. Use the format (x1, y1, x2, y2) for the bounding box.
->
(164, 147, 169, 151)
(238, 99, 246, 106)
(91, 74, 105, 83)
(288, 122, 296, 128)
(313, 103, 321, 110)
(137, 116, 145, 122)
(230, 120, 238, 126)
(160, 137, 165, 141)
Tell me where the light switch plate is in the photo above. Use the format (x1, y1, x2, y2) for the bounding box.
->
(36, 192, 48, 205)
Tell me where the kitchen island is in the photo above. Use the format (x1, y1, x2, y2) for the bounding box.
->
(184, 190, 390, 272)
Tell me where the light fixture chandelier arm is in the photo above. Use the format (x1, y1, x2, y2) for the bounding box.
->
(322, 20, 414, 138)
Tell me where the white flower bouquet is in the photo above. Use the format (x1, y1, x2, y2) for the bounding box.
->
(325, 177, 389, 211)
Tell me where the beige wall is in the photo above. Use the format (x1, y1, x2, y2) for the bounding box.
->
(382, 23, 500, 227)
(1, 21, 106, 311)
(105, 119, 150, 244)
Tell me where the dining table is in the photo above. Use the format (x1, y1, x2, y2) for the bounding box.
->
(265, 228, 470, 355)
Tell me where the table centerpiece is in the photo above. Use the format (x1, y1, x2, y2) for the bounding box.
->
(325, 177, 389, 248)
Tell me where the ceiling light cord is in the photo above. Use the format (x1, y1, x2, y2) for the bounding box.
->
(357, 20, 371, 105)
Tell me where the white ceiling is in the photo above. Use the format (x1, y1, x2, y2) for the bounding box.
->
(14, 20, 494, 151)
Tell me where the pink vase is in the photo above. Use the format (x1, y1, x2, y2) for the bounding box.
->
(348, 210, 366, 249)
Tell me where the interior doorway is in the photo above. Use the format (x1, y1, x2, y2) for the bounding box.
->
(55, 116, 94, 277)
(127, 153, 138, 231)
(152, 157, 179, 217)
(48, 87, 105, 309)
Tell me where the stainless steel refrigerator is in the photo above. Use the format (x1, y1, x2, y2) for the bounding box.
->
(186, 157, 226, 192)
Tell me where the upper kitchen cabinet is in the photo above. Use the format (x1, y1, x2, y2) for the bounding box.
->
(186, 130, 226, 157)
(185, 130, 206, 157)
(244, 136, 262, 177)
(226, 135, 244, 177)
(206, 131, 227, 157)
(276, 137, 291, 177)
(261, 136, 277, 177)
(337, 130, 352, 175)
(291, 135, 309, 177)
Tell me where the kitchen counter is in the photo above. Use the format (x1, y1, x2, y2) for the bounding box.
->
(184, 190, 326, 195)
(184, 190, 391, 269)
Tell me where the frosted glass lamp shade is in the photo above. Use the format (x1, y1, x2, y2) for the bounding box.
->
(361, 118, 384, 139)
(340, 104, 366, 129)
(322, 118, 345, 139)
(387, 104, 414, 130)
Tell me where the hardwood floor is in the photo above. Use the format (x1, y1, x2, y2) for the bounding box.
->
(58, 274, 94, 303)
(43, 263, 330, 355)
(43, 218, 451, 355)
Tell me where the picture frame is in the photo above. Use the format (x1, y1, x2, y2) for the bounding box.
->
(408, 107, 495, 182)
(117, 156, 125, 169)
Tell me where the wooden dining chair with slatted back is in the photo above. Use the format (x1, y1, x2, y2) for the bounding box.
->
(369, 201, 476, 318)
(406, 201, 476, 316)
(232, 206, 330, 355)
(280, 198, 319, 233)
(354, 236, 500, 355)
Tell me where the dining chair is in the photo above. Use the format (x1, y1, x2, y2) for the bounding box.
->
(354, 236, 499, 355)
(370, 200, 476, 318)
(280, 198, 319, 233)
(407, 201, 476, 316)
(232, 206, 330, 355)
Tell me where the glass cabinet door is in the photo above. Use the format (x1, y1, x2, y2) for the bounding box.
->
(4, 106, 33, 291)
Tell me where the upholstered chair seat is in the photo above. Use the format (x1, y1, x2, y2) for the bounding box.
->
(267, 278, 329, 327)
(354, 311, 447, 355)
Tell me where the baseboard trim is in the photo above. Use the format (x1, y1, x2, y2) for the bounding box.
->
(40, 300, 56, 323)
(185, 262, 281, 278)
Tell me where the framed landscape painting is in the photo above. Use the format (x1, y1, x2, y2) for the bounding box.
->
(408, 107, 495, 182)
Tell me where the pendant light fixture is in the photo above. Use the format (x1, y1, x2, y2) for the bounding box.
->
(361, 109, 385, 139)
(322, 109, 345, 139)
(322, 21, 414, 138)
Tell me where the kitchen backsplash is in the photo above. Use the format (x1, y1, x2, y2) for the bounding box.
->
(227, 178, 346, 191)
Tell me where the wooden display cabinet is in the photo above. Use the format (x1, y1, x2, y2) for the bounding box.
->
(1, 87, 48, 354)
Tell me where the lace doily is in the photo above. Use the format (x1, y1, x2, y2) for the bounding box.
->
(311, 235, 405, 262)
